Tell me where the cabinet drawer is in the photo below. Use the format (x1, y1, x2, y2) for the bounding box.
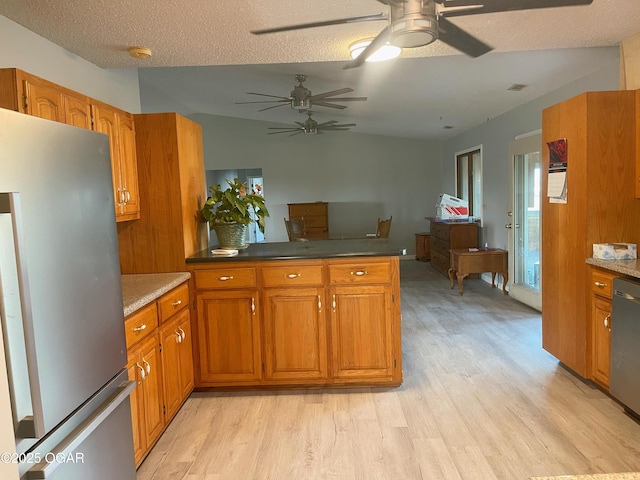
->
(431, 237, 450, 256)
(591, 269, 617, 298)
(431, 222, 450, 241)
(302, 216, 328, 228)
(158, 282, 189, 323)
(329, 261, 391, 284)
(289, 203, 327, 217)
(125, 302, 158, 349)
(430, 250, 449, 272)
(195, 267, 257, 289)
(261, 264, 324, 287)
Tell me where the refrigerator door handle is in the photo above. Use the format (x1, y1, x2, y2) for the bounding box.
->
(26, 380, 136, 479)
(0, 192, 45, 438)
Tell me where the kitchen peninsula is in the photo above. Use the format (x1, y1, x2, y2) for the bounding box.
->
(187, 239, 406, 390)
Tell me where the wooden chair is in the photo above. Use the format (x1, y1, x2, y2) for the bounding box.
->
(284, 217, 307, 241)
(375, 216, 392, 238)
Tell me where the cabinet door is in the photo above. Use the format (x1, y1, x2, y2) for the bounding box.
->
(196, 290, 262, 384)
(63, 92, 92, 129)
(160, 314, 183, 422)
(126, 354, 146, 467)
(116, 111, 140, 220)
(22, 76, 63, 121)
(139, 335, 165, 449)
(592, 295, 612, 389)
(92, 104, 122, 215)
(263, 287, 327, 382)
(160, 308, 194, 422)
(330, 284, 394, 382)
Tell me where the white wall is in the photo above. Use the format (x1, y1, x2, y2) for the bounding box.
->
(441, 56, 620, 251)
(0, 15, 141, 112)
(190, 113, 442, 254)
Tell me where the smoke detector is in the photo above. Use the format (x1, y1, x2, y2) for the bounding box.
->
(128, 46, 152, 59)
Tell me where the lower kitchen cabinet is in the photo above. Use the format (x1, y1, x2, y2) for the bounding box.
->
(124, 280, 194, 467)
(127, 334, 164, 467)
(330, 284, 395, 382)
(196, 289, 262, 385)
(262, 286, 328, 383)
(190, 257, 402, 389)
(590, 267, 617, 389)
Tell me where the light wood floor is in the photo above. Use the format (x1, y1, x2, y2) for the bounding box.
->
(137, 260, 640, 480)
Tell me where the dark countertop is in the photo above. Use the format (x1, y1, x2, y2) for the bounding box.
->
(586, 258, 640, 279)
(187, 239, 407, 263)
(121, 272, 191, 316)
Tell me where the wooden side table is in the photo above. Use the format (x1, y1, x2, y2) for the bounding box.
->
(448, 248, 508, 296)
(415, 232, 431, 261)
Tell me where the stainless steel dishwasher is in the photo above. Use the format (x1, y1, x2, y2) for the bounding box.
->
(610, 277, 640, 419)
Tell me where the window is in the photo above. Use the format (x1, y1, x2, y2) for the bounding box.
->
(455, 147, 482, 220)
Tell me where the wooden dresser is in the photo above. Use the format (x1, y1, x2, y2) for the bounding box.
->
(429, 220, 478, 276)
(288, 202, 329, 239)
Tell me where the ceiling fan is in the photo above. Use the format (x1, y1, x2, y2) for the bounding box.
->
(267, 111, 356, 136)
(236, 74, 367, 112)
(251, 0, 594, 68)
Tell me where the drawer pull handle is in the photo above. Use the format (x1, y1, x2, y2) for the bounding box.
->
(219, 275, 234, 281)
(171, 300, 182, 307)
(594, 281, 607, 288)
(350, 270, 368, 276)
(287, 273, 301, 279)
(133, 323, 147, 332)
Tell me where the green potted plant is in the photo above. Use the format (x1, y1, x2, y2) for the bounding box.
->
(201, 178, 269, 248)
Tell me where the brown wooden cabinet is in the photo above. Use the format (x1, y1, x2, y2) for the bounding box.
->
(590, 267, 617, 389)
(541, 91, 640, 379)
(0, 68, 139, 222)
(93, 100, 140, 221)
(288, 202, 329, 239)
(636, 89, 640, 199)
(117, 113, 208, 274)
(190, 257, 402, 389)
(124, 280, 194, 467)
(415, 232, 431, 261)
(429, 220, 478, 276)
(127, 333, 164, 467)
(261, 261, 327, 383)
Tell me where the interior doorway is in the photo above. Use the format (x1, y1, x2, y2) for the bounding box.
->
(507, 133, 542, 311)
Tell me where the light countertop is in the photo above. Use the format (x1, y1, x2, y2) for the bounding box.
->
(586, 258, 640, 279)
(121, 272, 191, 316)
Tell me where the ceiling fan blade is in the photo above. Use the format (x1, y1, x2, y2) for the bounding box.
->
(343, 26, 391, 70)
(235, 100, 289, 104)
(319, 128, 352, 131)
(326, 123, 357, 128)
(245, 92, 291, 100)
(323, 97, 368, 102)
(309, 88, 353, 100)
(437, 16, 492, 57)
(316, 120, 339, 128)
(312, 101, 348, 110)
(251, 13, 388, 35)
(267, 129, 301, 135)
(441, 0, 593, 17)
(258, 103, 289, 112)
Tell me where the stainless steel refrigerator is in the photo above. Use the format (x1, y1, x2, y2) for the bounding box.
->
(0, 108, 136, 479)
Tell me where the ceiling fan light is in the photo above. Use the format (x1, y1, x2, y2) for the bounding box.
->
(349, 39, 402, 62)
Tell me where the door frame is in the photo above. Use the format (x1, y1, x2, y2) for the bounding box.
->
(507, 132, 542, 311)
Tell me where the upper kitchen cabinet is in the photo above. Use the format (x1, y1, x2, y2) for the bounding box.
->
(117, 112, 208, 274)
(92, 100, 140, 221)
(541, 90, 640, 379)
(637, 89, 640, 198)
(0, 68, 91, 127)
(0, 68, 139, 222)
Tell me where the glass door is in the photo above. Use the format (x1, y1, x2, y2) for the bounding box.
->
(507, 134, 541, 311)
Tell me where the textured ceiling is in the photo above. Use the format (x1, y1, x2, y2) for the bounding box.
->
(1, 0, 639, 139)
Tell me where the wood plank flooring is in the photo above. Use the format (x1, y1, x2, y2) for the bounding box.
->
(137, 260, 640, 480)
